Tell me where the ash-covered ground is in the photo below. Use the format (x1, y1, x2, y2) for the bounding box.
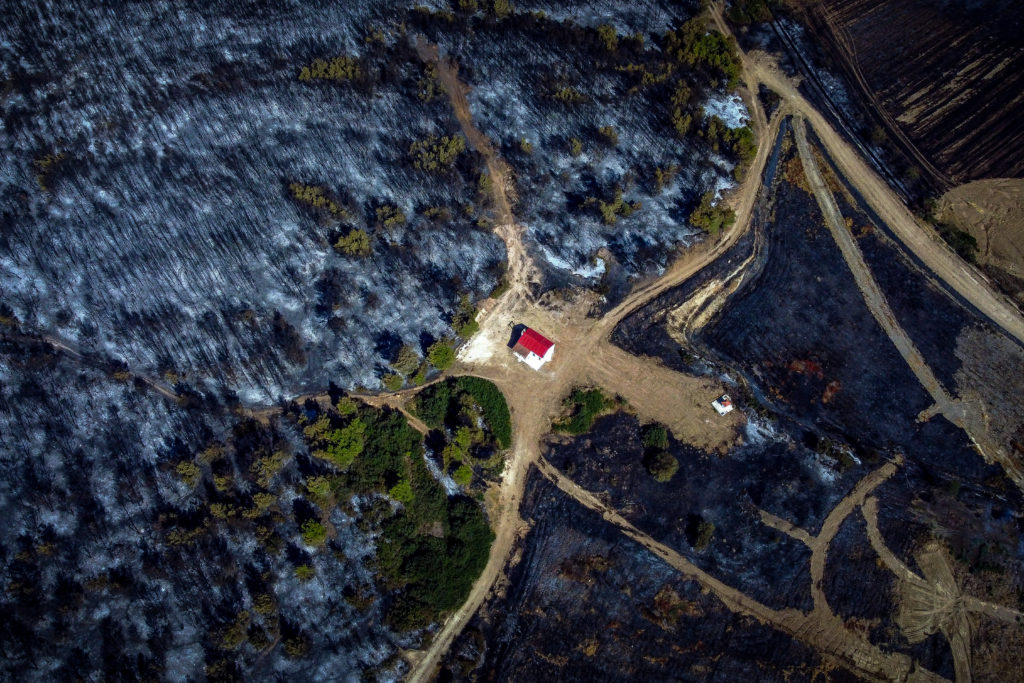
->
(1, 1, 506, 401)
(420, 1, 751, 290)
(0, 345, 410, 680)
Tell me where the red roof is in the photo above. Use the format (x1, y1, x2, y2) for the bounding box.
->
(517, 328, 554, 357)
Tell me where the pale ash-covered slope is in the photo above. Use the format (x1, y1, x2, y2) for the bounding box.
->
(0, 1, 503, 401)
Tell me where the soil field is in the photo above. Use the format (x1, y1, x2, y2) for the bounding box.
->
(936, 178, 1024, 307)
(794, 0, 1024, 182)
(439, 469, 835, 681)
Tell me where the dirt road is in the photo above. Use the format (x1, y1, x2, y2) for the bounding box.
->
(793, 117, 966, 427)
(749, 62, 1024, 348)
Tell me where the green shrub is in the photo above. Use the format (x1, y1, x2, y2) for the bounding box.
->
(452, 294, 480, 338)
(569, 137, 583, 157)
(695, 520, 715, 551)
(301, 520, 327, 547)
(554, 388, 609, 435)
(644, 450, 679, 482)
(935, 222, 978, 262)
(294, 565, 316, 581)
(382, 373, 404, 392)
(641, 423, 669, 450)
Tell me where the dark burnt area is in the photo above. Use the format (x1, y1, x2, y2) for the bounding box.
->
(697, 178, 936, 454)
(441, 468, 834, 681)
(544, 411, 822, 612)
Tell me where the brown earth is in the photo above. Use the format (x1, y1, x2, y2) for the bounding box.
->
(790, 0, 1024, 183)
(936, 179, 1024, 305)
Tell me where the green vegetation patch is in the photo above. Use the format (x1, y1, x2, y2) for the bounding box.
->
(297, 399, 494, 630)
(935, 221, 979, 263)
(413, 377, 512, 449)
(554, 387, 614, 435)
(298, 55, 363, 83)
(409, 134, 466, 173)
(689, 191, 735, 235)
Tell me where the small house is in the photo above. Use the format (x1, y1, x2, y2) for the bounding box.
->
(511, 327, 555, 371)
(711, 394, 734, 416)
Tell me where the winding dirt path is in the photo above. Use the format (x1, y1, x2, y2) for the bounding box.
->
(536, 456, 939, 683)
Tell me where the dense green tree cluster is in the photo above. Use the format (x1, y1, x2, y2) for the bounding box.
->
(664, 18, 742, 89)
(298, 55, 363, 82)
(689, 191, 735, 235)
(590, 187, 641, 225)
(703, 117, 756, 166)
(297, 400, 494, 631)
(727, 0, 778, 25)
(409, 134, 466, 172)
(413, 376, 511, 449)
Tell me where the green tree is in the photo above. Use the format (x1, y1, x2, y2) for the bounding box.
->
(392, 344, 422, 376)
(689, 191, 735, 235)
(376, 205, 406, 231)
(301, 520, 327, 547)
(325, 418, 366, 469)
(334, 229, 371, 257)
(453, 464, 473, 487)
(382, 373, 404, 391)
(493, 0, 512, 19)
(569, 137, 583, 157)
(597, 24, 618, 52)
(428, 339, 456, 370)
